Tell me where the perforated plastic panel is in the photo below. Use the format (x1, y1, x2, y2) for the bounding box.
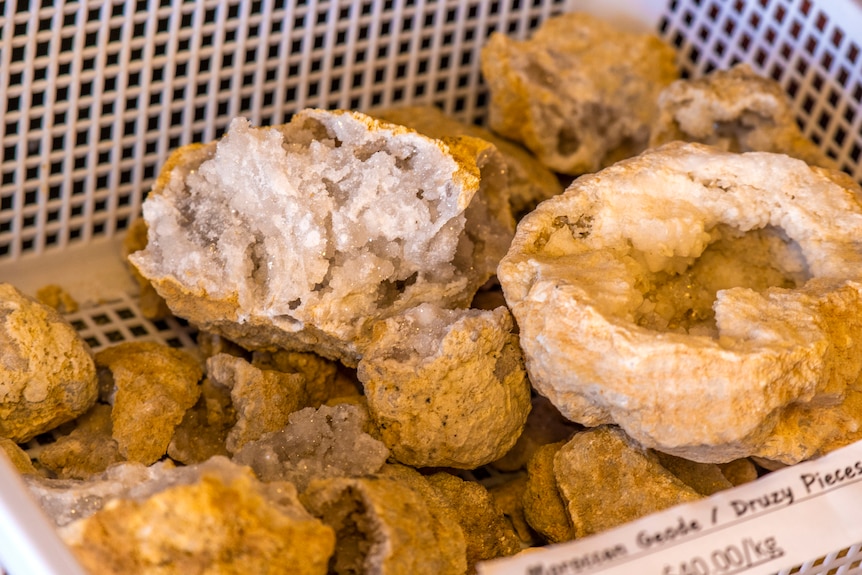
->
(0, 0, 566, 261)
(2, 0, 862, 574)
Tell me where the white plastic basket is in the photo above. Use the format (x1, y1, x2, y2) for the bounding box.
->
(1, 0, 862, 573)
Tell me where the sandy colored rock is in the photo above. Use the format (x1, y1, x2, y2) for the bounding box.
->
(718, 458, 760, 486)
(167, 377, 236, 464)
(122, 218, 172, 320)
(96, 342, 202, 465)
(37, 404, 123, 479)
(555, 427, 702, 538)
(130, 110, 514, 366)
(252, 349, 339, 407)
(650, 64, 837, 170)
(493, 393, 580, 472)
(57, 457, 334, 575)
(233, 403, 389, 492)
(207, 353, 306, 452)
(498, 142, 862, 463)
(488, 474, 537, 547)
(371, 104, 563, 216)
(522, 441, 573, 544)
(0, 283, 98, 443)
(195, 330, 249, 361)
(302, 473, 467, 575)
(654, 451, 733, 496)
(0, 436, 37, 474)
(358, 303, 531, 468)
(35, 284, 78, 313)
(480, 12, 678, 175)
(425, 471, 522, 569)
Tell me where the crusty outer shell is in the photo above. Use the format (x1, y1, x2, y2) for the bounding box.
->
(498, 142, 862, 463)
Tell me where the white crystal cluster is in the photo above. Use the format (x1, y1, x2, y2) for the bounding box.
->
(130, 110, 513, 365)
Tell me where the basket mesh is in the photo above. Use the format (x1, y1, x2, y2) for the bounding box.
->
(2, 0, 862, 574)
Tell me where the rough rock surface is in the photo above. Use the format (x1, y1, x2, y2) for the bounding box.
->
(53, 457, 334, 575)
(130, 109, 514, 366)
(498, 142, 862, 463)
(480, 12, 678, 175)
(37, 404, 123, 479)
(371, 104, 563, 216)
(554, 427, 702, 538)
(0, 436, 37, 474)
(521, 441, 574, 544)
(206, 353, 307, 453)
(301, 472, 468, 575)
(96, 342, 203, 465)
(167, 377, 236, 464)
(358, 303, 531, 468)
(233, 403, 389, 492)
(0, 283, 98, 442)
(650, 64, 837, 170)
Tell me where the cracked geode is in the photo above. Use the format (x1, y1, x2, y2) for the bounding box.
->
(130, 109, 514, 366)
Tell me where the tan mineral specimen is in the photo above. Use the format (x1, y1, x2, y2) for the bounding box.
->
(167, 377, 236, 464)
(96, 342, 203, 465)
(650, 64, 837, 170)
(57, 458, 334, 575)
(555, 427, 702, 538)
(130, 109, 514, 366)
(521, 441, 573, 544)
(122, 218, 171, 320)
(206, 353, 306, 452)
(302, 473, 468, 575)
(0, 283, 98, 443)
(252, 349, 339, 408)
(358, 303, 531, 469)
(371, 104, 563, 216)
(654, 451, 734, 496)
(424, 471, 522, 569)
(480, 12, 678, 175)
(498, 142, 862, 463)
(37, 404, 123, 479)
(493, 394, 580, 472)
(35, 284, 79, 313)
(0, 436, 37, 474)
(488, 474, 537, 546)
(718, 458, 760, 486)
(233, 403, 389, 492)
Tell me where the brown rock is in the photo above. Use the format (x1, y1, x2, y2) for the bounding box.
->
(358, 304, 531, 469)
(96, 342, 202, 464)
(37, 404, 123, 479)
(58, 459, 334, 575)
(0, 283, 98, 442)
(480, 12, 678, 174)
(206, 353, 306, 453)
(554, 427, 702, 538)
(302, 473, 467, 575)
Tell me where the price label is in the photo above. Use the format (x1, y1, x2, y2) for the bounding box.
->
(477, 439, 862, 575)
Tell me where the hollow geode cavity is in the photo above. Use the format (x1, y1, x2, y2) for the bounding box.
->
(130, 109, 514, 366)
(498, 142, 862, 464)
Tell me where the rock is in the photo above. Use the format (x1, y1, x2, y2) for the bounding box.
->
(498, 142, 862, 463)
(650, 64, 838, 170)
(52, 457, 334, 575)
(480, 12, 678, 174)
(358, 303, 531, 468)
(554, 427, 702, 538)
(302, 472, 467, 575)
(370, 104, 563, 216)
(96, 342, 202, 464)
(37, 404, 123, 479)
(232, 403, 389, 492)
(129, 110, 514, 366)
(0, 283, 98, 442)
